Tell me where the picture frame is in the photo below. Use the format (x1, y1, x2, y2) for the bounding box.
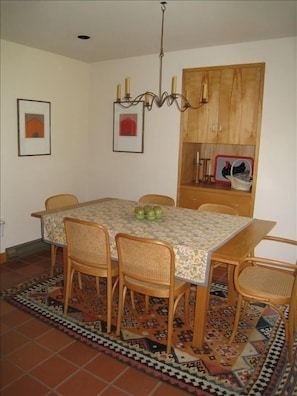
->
(113, 101, 144, 153)
(17, 99, 51, 156)
(214, 155, 254, 184)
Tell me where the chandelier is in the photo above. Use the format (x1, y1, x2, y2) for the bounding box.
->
(115, 2, 208, 112)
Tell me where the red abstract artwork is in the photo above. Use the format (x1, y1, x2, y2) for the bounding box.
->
(25, 113, 44, 138)
(119, 114, 137, 136)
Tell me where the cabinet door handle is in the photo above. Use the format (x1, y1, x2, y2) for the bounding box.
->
(218, 124, 222, 132)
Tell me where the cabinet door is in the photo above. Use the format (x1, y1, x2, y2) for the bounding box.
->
(219, 66, 262, 145)
(237, 66, 262, 145)
(182, 65, 263, 145)
(196, 70, 221, 143)
(181, 70, 204, 142)
(181, 70, 220, 143)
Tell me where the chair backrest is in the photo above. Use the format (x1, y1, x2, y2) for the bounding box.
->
(63, 217, 111, 269)
(198, 203, 238, 215)
(138, 194, 175, 207)
(45, 194, 79, 210)
(115, 233, 175, 287)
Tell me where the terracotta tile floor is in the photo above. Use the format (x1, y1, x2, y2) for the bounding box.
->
(0, 248, 228, 396)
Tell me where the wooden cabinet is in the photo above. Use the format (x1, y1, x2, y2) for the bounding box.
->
(179, 185, 252, 217)
(177, 63, 265, 217)
(182, 64, 263, 145)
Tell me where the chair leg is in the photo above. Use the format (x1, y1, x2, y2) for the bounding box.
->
(64, 267, 74, 314)
(130, 290, 135, 309)
(78, 273, 82, 289)
(145, 295, 149, 313)
(116, 282, 126, 336)
(166, 296, 174, 353)
(229, 294, 243, 343)
(106, 277, 112, 333)
(227, 265, 236, 304)
(95, 277, 100, 296)
(184, 288, 190, 325)
(242, 300, 249, 316)
(288, 303, 295, 364)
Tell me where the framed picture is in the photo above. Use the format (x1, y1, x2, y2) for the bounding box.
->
(113, 101, 144, 153)
(214, 155, 254, 184)
(17, 99, 51, 156)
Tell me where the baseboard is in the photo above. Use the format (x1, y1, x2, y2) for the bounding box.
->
(5, 239, 50, 262)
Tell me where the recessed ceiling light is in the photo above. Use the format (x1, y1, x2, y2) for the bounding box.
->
(77, 35, 90, 40)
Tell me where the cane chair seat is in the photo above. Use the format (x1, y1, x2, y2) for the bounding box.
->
(115, 233, 190, 353)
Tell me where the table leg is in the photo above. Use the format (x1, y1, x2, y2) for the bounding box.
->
(62, 247, 67, 299)
(192, 285, 209, 348)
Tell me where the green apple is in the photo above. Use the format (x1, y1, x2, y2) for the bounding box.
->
(146, 209, 156, 220)
(153, 206, 163, 219)
(136, 212, 145, 220)
(134, 206, 145, 220)
(143, 205, 153, 215)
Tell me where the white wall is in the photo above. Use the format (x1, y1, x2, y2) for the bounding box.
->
(1, 37, 296, 261)
(0, 40, 90, 251)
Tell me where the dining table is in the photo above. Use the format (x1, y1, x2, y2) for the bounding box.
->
(32, 197, 276, 348)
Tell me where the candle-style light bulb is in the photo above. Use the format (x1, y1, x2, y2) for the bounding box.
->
(117, 84, 121, 101)
(171, 76, 177, 95)
(202, 82, 208, 103)
(125, 77, 130, 97)
(145, 92, 149, 106)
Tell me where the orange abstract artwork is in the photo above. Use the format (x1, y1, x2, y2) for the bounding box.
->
(119, 114, 137, 136)
(25, 113, 44, 138)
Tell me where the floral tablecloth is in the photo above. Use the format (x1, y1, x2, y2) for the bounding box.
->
(41, 198, 253, 286)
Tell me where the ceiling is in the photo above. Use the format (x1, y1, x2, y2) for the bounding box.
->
(1, 0, 296, 63)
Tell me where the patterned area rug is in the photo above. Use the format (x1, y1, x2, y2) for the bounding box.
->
(2, 273, 297, 395)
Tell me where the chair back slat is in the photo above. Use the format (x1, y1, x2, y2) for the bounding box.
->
(45, 194, 79, 210)
(198, 203, 238, 215)
(139, 194, 175, 207)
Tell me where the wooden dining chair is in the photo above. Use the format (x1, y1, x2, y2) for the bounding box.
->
(138, 194, 175, 207)
(45, 194, 79, 276)
(229, 236, 297, 364)
(115, 233, 190, 353)
(63, 217, 119, 333)
(198, 203, 238, 215)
